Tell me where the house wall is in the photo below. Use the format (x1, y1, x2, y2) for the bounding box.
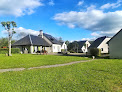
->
(109, 31, 122, 58)
(13, 46, 31, 54)
(52, 44, 61, 52)
(85, 41, 91, 53)
(45, 47, 52, 53)
(61, 42, 67, 51)
(81, 41, 91, 53)
(98, 38, 110, 53)
(81, 46, 86, 53)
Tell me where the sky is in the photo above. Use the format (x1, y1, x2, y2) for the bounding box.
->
(0, 0, 122, 41)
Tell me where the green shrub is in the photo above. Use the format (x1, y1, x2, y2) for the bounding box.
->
(90, 48, 101, 57)
(0, 48, 20, 54)
(61, 49, 65, 52)
(0, 48, 8, 54)
(11, 48, 20, 53)
(69, 50, 76, 53)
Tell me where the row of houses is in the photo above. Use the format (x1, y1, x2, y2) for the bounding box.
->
(70, 36, 110, 54)
(69, 29, 122, 59)
(12, 29, 122, 58)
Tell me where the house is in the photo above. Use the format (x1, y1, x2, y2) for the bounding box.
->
(107, 29, 122, 58)
(12, 30, 67, 54)
(77, 40, 91, 53)
(88, 36, 111, 54)
(60, 42, 67, 51)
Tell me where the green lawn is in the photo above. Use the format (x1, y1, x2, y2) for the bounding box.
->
(0, 54, 90, 69)
(0, 59, 122, 92)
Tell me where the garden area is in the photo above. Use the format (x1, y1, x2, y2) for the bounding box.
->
(0, 54, 122, 92)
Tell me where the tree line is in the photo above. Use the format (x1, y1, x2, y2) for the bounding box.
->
(65, 40, 79, 53)
(0, 38, 16, 48)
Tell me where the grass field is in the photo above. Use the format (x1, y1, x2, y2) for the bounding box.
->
(0, 59, 122, 92)
(0, 54, 90, 69)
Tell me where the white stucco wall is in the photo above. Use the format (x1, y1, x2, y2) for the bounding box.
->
(81, 46, 86, 53)
(81, 41, 91, 53)
(45, 47, 52, 53)
(30, 46, 33, 54)
(109, 30, 122, 58)
(52, 44, 61, 52)
(61, 42, 67, 51)
(98, 38, 110, 53)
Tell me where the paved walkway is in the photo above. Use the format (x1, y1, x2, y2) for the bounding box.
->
(0, 59, 94, 73)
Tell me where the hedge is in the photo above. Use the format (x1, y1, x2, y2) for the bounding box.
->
(0, 48, 20, 54)
(89, 48, 101, 57)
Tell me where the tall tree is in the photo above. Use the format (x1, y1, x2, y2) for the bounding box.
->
(58, 37, 63, 42)
(65, 40, 69, 46)
(1, 21, 17, 56)
(72, 41, 79, 53)
(68, 41, 79, 53)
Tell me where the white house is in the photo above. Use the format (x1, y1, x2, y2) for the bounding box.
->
(12, 30, 67, 54)
(60, 42, 67, 51)
(108, 29, 122, 58)
(77, 40, 91, 53)
(88, 36, 111, 54)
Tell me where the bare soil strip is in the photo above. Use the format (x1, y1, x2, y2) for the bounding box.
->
(0, 59, 93, 73)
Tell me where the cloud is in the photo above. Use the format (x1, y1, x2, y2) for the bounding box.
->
(91, 32, 100, 37)
(77, 1, 84, 6)
(53, 4, 122, 37)
(0, 0, 43, 17)
(48, 0, 55, 6)
(100, 0, 122, 9)
(81, 37, 96, 41)
(2, 27, 39, 39)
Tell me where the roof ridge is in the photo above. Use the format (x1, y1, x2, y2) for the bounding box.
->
(29, 34, 33, 45)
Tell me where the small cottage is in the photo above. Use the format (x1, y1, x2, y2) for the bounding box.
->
(88, 36, 111, 54)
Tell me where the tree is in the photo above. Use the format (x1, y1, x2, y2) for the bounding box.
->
(65, 40, 69, 46)
(1, 21, 17, 56)
(58, 37, 63, 42)
(68, 41, 79, 53)
(72, 41, 79, 53)
(0, 38, 16, 48)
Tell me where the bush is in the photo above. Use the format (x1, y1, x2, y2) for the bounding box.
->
(11, 48, 20, 53)
(0, 48, 20, 54)
(69, 50, 76, 53)
(61, 49, 67, 53)
(61, 49, 65, 52)
(89, 48, 101, 57)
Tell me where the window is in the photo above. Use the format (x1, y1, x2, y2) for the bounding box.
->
(87, 44, 88, 48)
(101, 48, 103, 51)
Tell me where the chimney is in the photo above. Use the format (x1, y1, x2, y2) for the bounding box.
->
(39, 30, 43, 38)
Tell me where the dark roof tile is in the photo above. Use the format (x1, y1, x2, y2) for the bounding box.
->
(43, 33, 61, 44)
(89, 36, 107, 48)
(77, 41, 86, 49)
(12, 34, 51, 46)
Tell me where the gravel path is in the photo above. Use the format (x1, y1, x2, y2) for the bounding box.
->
(0, 59, 94, 73)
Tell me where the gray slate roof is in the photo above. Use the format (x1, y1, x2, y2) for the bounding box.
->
(77, 41, 86, 49)
(89, 36, 107, 48)
(43, 33, 61, 44)
(12, 35, 51, 46)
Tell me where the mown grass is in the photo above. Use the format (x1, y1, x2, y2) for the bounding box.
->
(0, 54, 90, 69)
(0, 59, 122, 92)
